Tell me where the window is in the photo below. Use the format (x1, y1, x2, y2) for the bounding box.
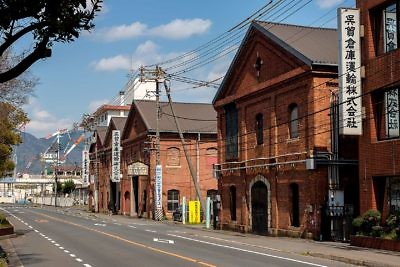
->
(167, 147, 180, 166)
(289, 104, 299, 139)
(225, 104, 239, 160)
(207, 189, 218, 200)
(383, 3, 398, 52)
(373, 88, 400, 140)
(167, 189, 180, 211)
(229, 186, 237, 221)
(256, 113, 264, 145)
(373, 2, 400, 54)
(389, 176, 400, 213)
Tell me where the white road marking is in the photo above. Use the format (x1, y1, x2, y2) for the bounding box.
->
(202, 235, 281, 252)
(94, 223, 106, 227)
(128, 225, 137, 229)
(129, 222, 148, 226)
(114, 223, 122, 226)
(145, 229, 156, 233)
(153, 238, 174, 244)
(167, 234, 328, 267)
(6, 208, 92, 267)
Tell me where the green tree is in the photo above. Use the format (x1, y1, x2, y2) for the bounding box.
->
(0, 102, 28, 176)
(62, 179, 75, 195)
(0, 0, 103, 83)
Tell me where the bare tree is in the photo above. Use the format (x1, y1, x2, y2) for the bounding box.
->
(0, 50, 37, 105)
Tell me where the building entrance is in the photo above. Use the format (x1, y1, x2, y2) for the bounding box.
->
(251, 181, 268, 235)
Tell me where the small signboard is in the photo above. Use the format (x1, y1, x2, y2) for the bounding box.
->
(128, 162, 149, 176)
(189, 200, 201, 224)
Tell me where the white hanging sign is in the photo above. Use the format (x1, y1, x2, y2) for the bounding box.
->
(338, 8, 362, 135)
(111, 130, 121, 182)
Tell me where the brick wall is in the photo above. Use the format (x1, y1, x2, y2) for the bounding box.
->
(357, 0, 400, 216)
(214, 29, 339, 238)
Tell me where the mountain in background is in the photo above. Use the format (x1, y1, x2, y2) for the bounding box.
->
(13, 131, 86, 175)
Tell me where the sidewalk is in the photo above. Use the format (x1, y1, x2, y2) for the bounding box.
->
(83, 208, 400, 267)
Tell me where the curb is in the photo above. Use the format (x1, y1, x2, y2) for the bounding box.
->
(309, 252, 398, 267)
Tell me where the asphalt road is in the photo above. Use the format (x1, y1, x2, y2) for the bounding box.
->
(1, 204, 356, 267)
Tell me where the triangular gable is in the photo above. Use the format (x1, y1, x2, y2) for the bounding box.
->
(213, 21, 337, 105)
(121, 102, 149, 141)
(104, 117, 126, 148)
(89, 126, 107, 153)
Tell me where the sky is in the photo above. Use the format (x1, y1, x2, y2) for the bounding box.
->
(22, 0, 355, 138)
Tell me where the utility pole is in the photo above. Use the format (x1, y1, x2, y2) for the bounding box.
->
(154, 66, 163, 221)
(163, 80, 206, 213)
(140, 66, 206, 218)
(140, 66, 164, 221)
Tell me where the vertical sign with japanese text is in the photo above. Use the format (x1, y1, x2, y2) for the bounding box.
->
(111, 130, 121, 182)
(82, 150, 89, 185)
(385, 88, 400, 138)
(155, 165, 162, 209)
(384, 7, 397, 52)
(338, 8, 362, 135)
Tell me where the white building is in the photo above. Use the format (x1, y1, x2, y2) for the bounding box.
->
(93, 78, 156, 127)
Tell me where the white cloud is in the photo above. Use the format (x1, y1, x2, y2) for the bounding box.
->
(136, 40, 158, 55)
(88, 99, 109, 113)
(316, 0, 345, 9)
(91, 40, 171, 72)
(93, 18, 212, 42)
(97, 22, 147, 42)
(91, 55, 131, 71)
(24, 99, 74, 138)
(150, 19, 212, 39)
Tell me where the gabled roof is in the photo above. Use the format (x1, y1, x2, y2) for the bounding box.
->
(103, 117, 127, 148)
(133, 100, 217, 134)
(110, 117, 127, 132)
(96, 126, 107, 145)
(254, 21, 338, 66)
(213, 21, 338, 104)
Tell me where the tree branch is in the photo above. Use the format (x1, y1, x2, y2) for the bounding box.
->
(0, 36, 51, 83)
(0, 22, 46, 56)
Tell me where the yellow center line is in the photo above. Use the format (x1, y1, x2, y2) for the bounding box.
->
(29, 210, 216, 267)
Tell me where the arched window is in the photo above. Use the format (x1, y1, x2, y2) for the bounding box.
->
(167, 189, 180, 211)
(167, 147, 180, 166)
(207, 189, 218, 200)
(289, 104, 299, 139)
(290, 183, 300, 227)
(256, 113, 264, 145)
(229, 185, 237, 221)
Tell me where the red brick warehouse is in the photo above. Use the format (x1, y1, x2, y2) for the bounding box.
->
(213, 21, 359, 239)
(118, 100, 218, 219)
